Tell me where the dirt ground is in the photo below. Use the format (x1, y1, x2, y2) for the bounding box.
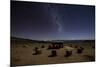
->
(11, 41, 95, 66)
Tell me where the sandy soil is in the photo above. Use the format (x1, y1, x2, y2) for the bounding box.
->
(11, 41, 95, 66)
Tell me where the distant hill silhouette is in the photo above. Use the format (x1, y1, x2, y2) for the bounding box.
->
(11, 37, 95, 44)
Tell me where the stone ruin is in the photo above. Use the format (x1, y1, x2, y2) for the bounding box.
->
(64, 50, 72, 57)
(77, 47, 84, 54)
(48, 50, 57, 57)
(32, 47, 42, 55)
(48, 42, 63, 49)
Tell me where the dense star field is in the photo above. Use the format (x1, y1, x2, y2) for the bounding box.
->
(11, 1, 95, 40)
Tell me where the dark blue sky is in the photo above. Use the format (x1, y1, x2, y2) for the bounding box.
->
(11, 1, 95, 40)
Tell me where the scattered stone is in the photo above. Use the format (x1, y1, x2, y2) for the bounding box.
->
(41, 45, 45, 48)
(64, 50, 72, 57)
(32, 47, 42, 55)
(48, 42, 63, 49)
(48, 50, 57, 57)
(77, 47, 84, 54)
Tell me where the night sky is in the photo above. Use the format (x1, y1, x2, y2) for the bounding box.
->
(11, 1, 95, 40)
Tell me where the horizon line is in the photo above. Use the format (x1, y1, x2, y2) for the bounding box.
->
(11, 36, 95, 41)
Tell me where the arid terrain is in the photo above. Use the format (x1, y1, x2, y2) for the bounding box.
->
(11, 37, 95, 66)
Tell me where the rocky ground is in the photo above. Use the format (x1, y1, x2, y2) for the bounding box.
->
(11, 40, 95, 66)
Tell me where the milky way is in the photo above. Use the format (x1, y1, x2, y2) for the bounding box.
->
(11, 1, 95, 40)
(46, 4, 62, 32)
